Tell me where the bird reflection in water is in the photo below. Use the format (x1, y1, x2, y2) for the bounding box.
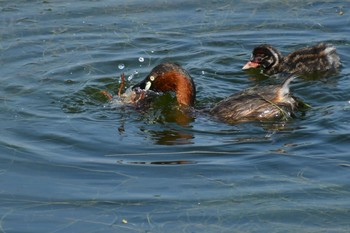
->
(140, 102, 195, 145)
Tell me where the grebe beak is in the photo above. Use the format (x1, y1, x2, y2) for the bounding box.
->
(242, 61, 260, 70)
(133, 74, 156, 92)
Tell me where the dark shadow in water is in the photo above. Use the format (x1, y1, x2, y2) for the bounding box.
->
(145, 128, 194, 145)
(127, 160, 196, 165)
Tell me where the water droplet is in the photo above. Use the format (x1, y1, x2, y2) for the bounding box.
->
(118, 64, 125, 70)
(138, 57, 144, 62)
(128, 71, 139, 81)
(201, 70, 205, 75)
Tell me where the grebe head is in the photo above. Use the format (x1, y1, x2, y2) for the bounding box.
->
(242, 44, 282, 73)
(132, 62, 196, 107)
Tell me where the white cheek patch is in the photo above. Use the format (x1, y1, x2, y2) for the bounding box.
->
(145, 81, 152, 90)
(269, 48, 279, 61)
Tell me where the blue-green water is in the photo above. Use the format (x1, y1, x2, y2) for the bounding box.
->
(1, 0, 350, 232)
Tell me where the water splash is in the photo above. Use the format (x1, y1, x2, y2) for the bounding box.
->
(138, 57, 144, 62)
(118, 63, 125, 70)
(128, 71, 138, 81)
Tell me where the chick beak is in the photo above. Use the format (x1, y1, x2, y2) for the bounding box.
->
(242, 61, 260, 70)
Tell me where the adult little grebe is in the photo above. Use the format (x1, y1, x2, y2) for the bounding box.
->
(242, 43, 340, 75)
(133, 62, 300, 123)
(132, 62, 196, 107)
(209, 75, 298, 123)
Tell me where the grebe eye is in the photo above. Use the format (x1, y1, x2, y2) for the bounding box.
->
(254, 56, 264, 62)
(149, 75, 155, 81)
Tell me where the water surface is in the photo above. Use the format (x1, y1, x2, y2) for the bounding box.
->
(1, 0, 350, 232)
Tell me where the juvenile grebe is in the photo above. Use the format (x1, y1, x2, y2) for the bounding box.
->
(133, 62, 301, 123)
(242, 43, 340, 75)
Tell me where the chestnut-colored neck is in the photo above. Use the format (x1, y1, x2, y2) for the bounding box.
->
(157, 70, 195, 107)
(175, 74, 196, 106)
(146, 63, 196, 107)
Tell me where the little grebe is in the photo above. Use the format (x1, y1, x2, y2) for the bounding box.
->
(133, 62, 301, 123)
(242, 43, 340, 75)
(132, 62, 196, 107)
(209, 75, 298, 123)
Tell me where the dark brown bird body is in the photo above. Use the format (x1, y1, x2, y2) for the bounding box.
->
(209, 75, 298, 123)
